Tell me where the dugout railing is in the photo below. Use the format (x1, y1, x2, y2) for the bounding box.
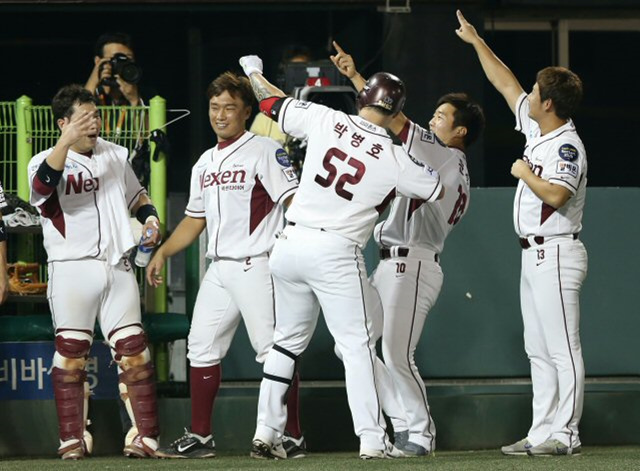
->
(0, 96, 170, 380)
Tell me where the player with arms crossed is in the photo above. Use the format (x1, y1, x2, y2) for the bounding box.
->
(331, 42, 485, 456)
(28, 84, 162, 459)
(457, 10, 588, 456)
(146, 72, 304, 459)
(239, 54, 444, 459)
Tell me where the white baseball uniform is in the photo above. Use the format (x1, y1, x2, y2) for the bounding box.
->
(0, 181, 6, 209)
(370, 119, 470, 451)
(514, 92, 588, 449)
(254, 98, 443, 452)
(28, 137, 146, 335)
(184, 131, 298, 367)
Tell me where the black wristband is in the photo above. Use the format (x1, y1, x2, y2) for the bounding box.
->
(0, 220, 6, 242)
(36, 160, 64, 188)
(136, 204, 159, 225)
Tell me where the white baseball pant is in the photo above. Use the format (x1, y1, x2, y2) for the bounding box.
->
(187, 254, 276, 367)
(521, 238, 587, 448)
(371, 247, 443, 451)
(48, 258, 141, 335)
(254, 224, 388, 451)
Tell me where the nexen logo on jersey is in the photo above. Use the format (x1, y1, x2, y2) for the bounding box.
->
(523, 156, 543, 177)
(65, 172, 100, 195)
(200, 169, 247, 189)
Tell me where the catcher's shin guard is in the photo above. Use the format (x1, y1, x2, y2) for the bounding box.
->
(119, 363, 159, 441)
(52, 367, 87, 447)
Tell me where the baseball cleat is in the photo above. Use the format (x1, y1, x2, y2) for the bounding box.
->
(526, 439, 581, 456)
(155, 428, 216, 459)
(250, 438, 287, 459)
(360, 443, 405, 460)
(393, 430, 409, 449)
(397, 441, 429, 457)
(58, 437, 89, 460)
(282, 432, 307, 458)
(124, 434, 159, 458)
(501, 438, 532, 456)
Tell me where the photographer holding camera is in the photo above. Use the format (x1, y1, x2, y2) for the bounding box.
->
(84, 32, 143, 106)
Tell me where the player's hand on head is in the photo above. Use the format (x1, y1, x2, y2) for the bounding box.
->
(455, 10, 480, 43)
(60, 111, 98, 146)
(146, 254, 165, 287)
(511, 158, 531, 179)
(239, 55, 263, 77)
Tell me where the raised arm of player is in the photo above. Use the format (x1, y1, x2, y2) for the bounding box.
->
(47, 110, 99, 170)
(146, 216, 206, 287)
(239, 55, 286, 101)
(330, 41, 408, 136)
(455, 10, 524, 114)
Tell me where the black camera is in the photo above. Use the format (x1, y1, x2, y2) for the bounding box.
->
(100, 52, 142, 87)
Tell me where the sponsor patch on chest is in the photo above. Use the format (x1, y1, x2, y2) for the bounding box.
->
(556, 161, 579, 178)
(295, 101, 311, 109)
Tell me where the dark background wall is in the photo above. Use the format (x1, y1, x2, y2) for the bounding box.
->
(1, 0, 639, 189)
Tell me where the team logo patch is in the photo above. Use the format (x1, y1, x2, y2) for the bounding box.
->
(556, 161, 579, 178)
(558, 143, 579, 162)
(275, 148, 292, 167)
(295, 101, 311, 109)
(420, 129, 435, 144)
(282, 167, 297, 182)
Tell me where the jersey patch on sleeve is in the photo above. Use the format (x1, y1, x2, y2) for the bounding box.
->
(420, 128, 435, 144)
(294, 101, 311, 109)
(282, 167, 297, 182)
(558, 143, 579, 162)
(556, 161, 579, 178)
(275, 148, 292, 167)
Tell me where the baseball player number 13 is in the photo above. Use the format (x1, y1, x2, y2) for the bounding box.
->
(314, 147, 366, 201)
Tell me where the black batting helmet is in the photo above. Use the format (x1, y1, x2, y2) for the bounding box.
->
(356, 72, 406, 115)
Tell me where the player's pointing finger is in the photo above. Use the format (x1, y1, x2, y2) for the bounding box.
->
(332, 41, 345, 54)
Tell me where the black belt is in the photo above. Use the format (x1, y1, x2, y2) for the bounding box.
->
(519, 233, 579, 249)
(380, 248, 439, 263)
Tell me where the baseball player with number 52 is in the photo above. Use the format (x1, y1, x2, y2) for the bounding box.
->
(239, 53, 444, 460)
(331, 41, 485, 457)
(457, 10, 588, 456)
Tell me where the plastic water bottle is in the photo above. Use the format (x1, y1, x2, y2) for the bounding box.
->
(134, 229, 154, 268)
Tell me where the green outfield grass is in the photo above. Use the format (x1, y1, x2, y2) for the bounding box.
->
(3, 447, 640, 471)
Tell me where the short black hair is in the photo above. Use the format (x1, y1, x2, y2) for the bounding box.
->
(436, 92, 485, 147)
(52, 84, 98, 122)
(94, 32, 134, 57)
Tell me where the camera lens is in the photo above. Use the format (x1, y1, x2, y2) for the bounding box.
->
(119, 62, 142, 84)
